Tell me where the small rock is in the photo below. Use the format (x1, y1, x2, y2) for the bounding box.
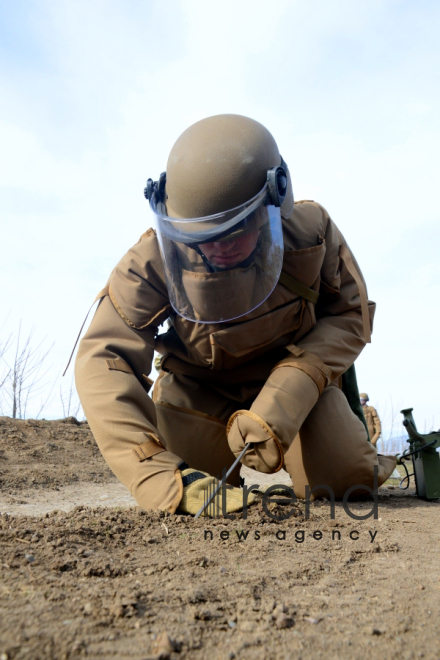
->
(83, 603, 92, 615)
(110, 604, 125, 618)
(152, 631, 177, 658)
(275, 613, 294, 629)
(25, 554, 35, 563)
(195, 609, 212, 621)
(372, 628, 383, 636)
(143, 535, 158, 544)
(263, 599, 276, 614)
(239, 621, 255, 632)
(46, 442, 59, 451)
(188, 589, 206, 603)
(304, 616, 319, 624)
(227, 620, 237, 629)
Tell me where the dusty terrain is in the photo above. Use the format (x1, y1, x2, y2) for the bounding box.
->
(1, 415, 439, 660)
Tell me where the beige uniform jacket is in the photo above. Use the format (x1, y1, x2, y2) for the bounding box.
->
(363, 405, 382, 446)
(75, 200, 375, 512)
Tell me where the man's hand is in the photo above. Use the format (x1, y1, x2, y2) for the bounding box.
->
(178, 468, 256, 517)
(227, 410, 284, 473)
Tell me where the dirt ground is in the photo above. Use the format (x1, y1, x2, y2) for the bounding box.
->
(1, 416, 439, 660)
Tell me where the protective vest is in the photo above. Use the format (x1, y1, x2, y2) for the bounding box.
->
(107, 200, 372, 401)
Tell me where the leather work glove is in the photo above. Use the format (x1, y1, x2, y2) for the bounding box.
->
(227, 366, 320, 473)
(178, 467, 256, 517)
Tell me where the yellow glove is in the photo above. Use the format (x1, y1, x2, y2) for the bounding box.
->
(178, 468, 256, 517)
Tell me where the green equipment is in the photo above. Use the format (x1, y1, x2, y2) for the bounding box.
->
(398, 408, 440, 500)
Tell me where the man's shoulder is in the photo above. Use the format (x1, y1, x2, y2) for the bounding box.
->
(133, 227, 161, 254)
(107, 227, 170, 329)
(115, 227, 163, 276)
(294, 199, 320, 208)
(291, 199, 332, 223)
(135, 227, 158, 245)
(282, 200, 331, 249)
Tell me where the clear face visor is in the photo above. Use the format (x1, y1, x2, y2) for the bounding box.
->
(148, 183, 284, 324)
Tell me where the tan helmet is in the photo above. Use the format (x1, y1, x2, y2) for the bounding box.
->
(164, 114, 294, 220)
(359, 393, 369, 401)
(144, 114, 291, 323)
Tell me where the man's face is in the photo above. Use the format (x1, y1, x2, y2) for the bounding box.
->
(360, 399, 367, 407)
(198, 228, 260, 269)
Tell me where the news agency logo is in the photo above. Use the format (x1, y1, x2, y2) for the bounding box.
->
(203, 466, 380, 521)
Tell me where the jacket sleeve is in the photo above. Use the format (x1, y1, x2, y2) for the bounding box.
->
(245, 204, 374, 455)
(278, 206, 375, 392)
(75, 230, 184, 513)
(371, 407, 382, 444)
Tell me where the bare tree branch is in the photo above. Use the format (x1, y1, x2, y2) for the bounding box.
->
(60, 375, 82, 419)
(1, 322, 54, 419)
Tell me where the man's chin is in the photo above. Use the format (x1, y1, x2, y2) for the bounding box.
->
(210, 256, 242, 268)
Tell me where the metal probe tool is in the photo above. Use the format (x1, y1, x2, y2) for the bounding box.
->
(194, 443, 252, 519)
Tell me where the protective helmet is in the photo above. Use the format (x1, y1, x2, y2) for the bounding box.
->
(145, 114, 294, 324)
(359, 393, 369, 401)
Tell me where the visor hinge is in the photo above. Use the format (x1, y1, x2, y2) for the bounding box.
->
(267, 158, 287, 207)
(144, 178, 155, 200)
(144, 171, 167, 203)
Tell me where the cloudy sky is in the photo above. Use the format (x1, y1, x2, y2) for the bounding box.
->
(1, 0, 439, 441)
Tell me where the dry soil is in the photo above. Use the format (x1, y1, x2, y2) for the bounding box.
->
(0, 416, 439, 660)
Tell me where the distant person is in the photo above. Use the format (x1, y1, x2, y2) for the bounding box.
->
(360, 393, 382, 446)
